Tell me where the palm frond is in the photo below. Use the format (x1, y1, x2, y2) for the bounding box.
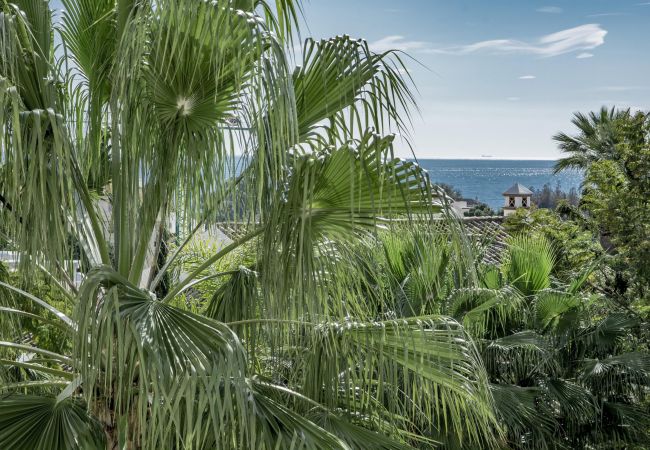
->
(248, 383, 350, 450)
(579, 352, 650, 396)
(0, 395, 105, 450)
(491, 384, 557, 449)
(292, 35, 415, 143)
(205, 265, 259, 325)
(576, 313, 640, 354)
(545, 378, 597, 429)
(262, 132, 438, 318)
(534, 290, 581, 332)
(600, 401, 650, 446)
(75, 265, 254, 448)
(448, 287, 526, 338)
(502, 234, 555, 296)
(300, 316, 502, 448)
(484, 331, 552, 383)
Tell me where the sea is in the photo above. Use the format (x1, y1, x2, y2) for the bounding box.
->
(415, 159, 583, 211)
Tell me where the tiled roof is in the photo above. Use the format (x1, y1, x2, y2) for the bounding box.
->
(461, 216, 508, 265)
(503, 183, 533, 196)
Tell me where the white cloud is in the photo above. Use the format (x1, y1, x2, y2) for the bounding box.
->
(636, 2, 650, 5)
(587, 12, 627, 18)
(369, 35, 430, 53)
(371, 25, 607, 59)
(576, 52, 594, 59)
(519, 75, 536, 79)
(537, 6, 563, 14)
(450, 24, 607, 57)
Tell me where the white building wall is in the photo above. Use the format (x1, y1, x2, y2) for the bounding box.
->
(503, 196, 531, 208)
(503, 195, 531, 216)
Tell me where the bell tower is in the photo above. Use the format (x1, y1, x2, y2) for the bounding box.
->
(502, 183, 533, 216)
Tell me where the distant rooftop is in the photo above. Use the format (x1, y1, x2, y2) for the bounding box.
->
(502, 182, 533, 196)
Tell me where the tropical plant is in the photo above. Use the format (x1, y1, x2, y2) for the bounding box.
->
(449, 235, 650, 449)
(555, 108, 650, 306)
(503, 207, 603, 282)
(553, 106, 631, 173)
(0, 1, 502, 449)
(362, 226, 650, 449)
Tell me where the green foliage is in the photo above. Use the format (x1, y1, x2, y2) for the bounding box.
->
(502, 234, 555, 296)
(447, 237, 650, 449)
(555, 108, 650, 306)
(0, 1, 503, 448)
(0, 395, 105, 450)
(530, 182, 580, 209)
(1, 2, 646, 448)
(504, 207, 603, 281)
(464, 202, 496, 217)
(553, 106, 631, 173)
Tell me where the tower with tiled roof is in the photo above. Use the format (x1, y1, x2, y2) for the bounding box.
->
(502, 182, 533, 217)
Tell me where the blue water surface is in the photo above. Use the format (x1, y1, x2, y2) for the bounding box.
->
(414, 159, 583, 210)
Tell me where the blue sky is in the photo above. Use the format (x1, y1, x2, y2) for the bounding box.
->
(47, 1, 650, 159)
(299, 0, 650, 159)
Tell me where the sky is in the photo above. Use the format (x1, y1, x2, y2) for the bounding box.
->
(298, 0, 650, 159)
(46, 0, 650, 160)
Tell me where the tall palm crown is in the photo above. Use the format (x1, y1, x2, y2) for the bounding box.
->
(0, 1, 501, 449)
(553, 106, 631, 173)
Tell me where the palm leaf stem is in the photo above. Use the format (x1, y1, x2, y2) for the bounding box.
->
(0, 281, 74, 329)
(0, 342, 72, 365)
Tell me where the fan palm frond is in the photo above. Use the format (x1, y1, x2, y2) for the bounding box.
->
(491, 384, 557, 449)
(75, 265, 255, 448)
(262, 132, 438, 318)
(448, 287, 526, 338)
(299, 316, 502, 448)
(553, 106, 631, 173)
(0, 394, 105, 450)
(502, 234, 555, 296)
(484, 331, 552, 383)
(292, 35, 415, 143)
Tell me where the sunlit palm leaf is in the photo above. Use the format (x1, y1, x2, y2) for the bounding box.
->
(502, 234, 555, 296)
(293, 36, 415, 142)
(554, 107, 630, 173)
(262, 133, 438, 317)
(448, 287, 526, 338)
(534, 289, 581, 332)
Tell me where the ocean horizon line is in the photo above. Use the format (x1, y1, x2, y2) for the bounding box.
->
(408, 157, 559, 161)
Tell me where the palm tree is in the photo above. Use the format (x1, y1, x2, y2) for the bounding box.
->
(0, 1, 501, 448)
(460, 236, 649, 448)
(362, 226, 649, 448)
(553, 106, 630, 173)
